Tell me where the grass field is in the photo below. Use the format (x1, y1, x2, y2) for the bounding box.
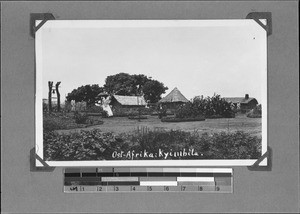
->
(56, 114, 261, 137)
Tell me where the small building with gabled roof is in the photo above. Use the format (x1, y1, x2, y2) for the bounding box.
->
(224, 94, 258, 113)
(109, 95, 147, 116)
(158, 87, 189, 111)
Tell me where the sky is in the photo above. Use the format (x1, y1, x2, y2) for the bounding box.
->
(38, 20, 266, 103)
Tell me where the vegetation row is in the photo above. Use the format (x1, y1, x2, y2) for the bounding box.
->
(44, 129, 261, 161)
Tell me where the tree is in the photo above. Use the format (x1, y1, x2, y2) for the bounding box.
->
(55, 82, 61, 111)
(48, 81, 53, 112)
(104, 73, 135, 95)
(104, 73, 168, 103)
(66, 84, 104, 107)
(142, 80, 168, 103)
(132, 74, 149, 95)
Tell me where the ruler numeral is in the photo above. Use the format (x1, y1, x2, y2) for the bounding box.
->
(164, 186, 169, 191)
(216, 186, 220, 191)
(198, 186, 203, 191)
(132, 186, 136, 191)
(114, 186, 119, 191)
(181, 186, 186, 191)
(147, 186, 152, 191)
(97, 186, 103, 191)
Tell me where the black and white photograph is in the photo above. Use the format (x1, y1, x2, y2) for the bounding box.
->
(35, 20, 267, 166)
(3, 1, 299, 213)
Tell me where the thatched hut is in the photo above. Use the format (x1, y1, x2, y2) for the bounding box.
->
(158, 87, 189, 111)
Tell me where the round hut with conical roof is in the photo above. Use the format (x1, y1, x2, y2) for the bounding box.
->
(158, 87, 189, 112)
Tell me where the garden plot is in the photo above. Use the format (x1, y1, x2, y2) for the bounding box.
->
(56, 114, 261, 138)
(44, 114, 262, 161)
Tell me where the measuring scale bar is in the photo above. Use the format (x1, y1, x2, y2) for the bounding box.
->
(64, 168, 233, 193)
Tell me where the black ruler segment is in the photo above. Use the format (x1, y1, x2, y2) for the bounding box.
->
(114, 172, 131, 177)
(213, 173, 232, 177)
(147, 172, 164, 177)
(65, 173, 81, 177)
(130, 172, 148, 177)
(97, 172, 114, 177)
(163, 172, 180, 177)
(180, 172, 197, 177)
(82, 173, 97, 177)
(106, 182, 140, 186)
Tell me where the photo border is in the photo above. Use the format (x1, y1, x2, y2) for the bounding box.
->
(35, 19, 267, 167)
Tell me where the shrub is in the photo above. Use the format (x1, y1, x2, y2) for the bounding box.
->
(44, 128, 261, 161)
(128, 115, 148, 120)
(247, 104, 262, 118)
(43, 112, 104, 131)
(86, 105, 109, 118)
(101, 110, 109, 118)
(112, 108, 137, 117)
(161, 116, 205, 122)
(43, 117, 62, 131)
(64, 102, 72, 112)
(43, 113, 72, 131)
(44, 129, 132, 161)
(158, 107, 167, 119)
(175, 94, 235, 119)
(112, 106, 158, 117)
(150, 111, 159, 116)
(74, 111, 88, 124)
(211, 131, 261, 159)
(43, 102, 48, 112)
(86, 105, 104, 113)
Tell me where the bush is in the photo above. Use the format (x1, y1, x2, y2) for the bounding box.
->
(161, 116, 205, 122)
(128, 115, 148, 120)
(74, 111, 88, 124)
(158, 107, 167, 119)
(43, 117, 62, 132)
(44, 128, 261, 161)
(86, 105, 104, 113)
(43, 112, 104, 131)
(112, 107, 157, 117)
(86, 105, 109, 118)
(43, 102, 48, 112)
(150, 111, 159, 116)
(175, 94, 235, 119)
(43, 113, 73, 131)
(101, 110, 109, 118)
(112, 108, 137, 117)
(247, 104, 262, 118)
(44, 130, 132, 161)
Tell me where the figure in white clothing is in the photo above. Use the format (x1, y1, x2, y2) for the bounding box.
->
(96, 93, 113, 117)
(71, 100, 76, 111)
(101, 96, 113, 117)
